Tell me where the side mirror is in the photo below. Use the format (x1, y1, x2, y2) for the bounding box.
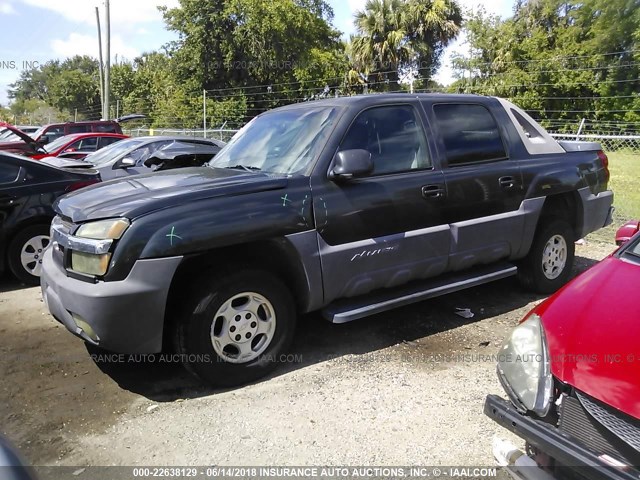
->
(329, 149, 373, 181)
(38, 135, 50, 145)
(114, 157, 136, 169)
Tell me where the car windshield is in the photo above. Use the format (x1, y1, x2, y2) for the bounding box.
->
(209, 106, 339, 175)
(43, 135, 75, 153)
(85, 137, 148, 166)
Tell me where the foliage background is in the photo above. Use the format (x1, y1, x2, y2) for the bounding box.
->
(1, 0, 638, 133)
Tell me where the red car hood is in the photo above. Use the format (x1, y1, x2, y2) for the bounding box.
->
(536, 256, 640, 419)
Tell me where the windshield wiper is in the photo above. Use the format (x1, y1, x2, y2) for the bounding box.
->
(223, 164, 262, 172)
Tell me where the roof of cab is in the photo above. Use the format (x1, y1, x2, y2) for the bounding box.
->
(269, 93, 491, 112)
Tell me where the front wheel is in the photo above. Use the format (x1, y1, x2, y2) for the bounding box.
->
(7, 224, 51, 285)
(174, 269, 296, 387)
(518, 218, 575, 294)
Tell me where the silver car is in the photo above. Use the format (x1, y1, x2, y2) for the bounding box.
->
(41, 136, 225, 180)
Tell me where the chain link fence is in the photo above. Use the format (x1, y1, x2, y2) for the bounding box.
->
(123, 128, 238, 143)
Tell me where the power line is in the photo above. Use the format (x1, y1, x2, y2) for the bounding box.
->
(470, 62, 640, 76)
(458, 48, 640, 69)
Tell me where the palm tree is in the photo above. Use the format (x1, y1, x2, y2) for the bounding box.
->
(349, 0, 462, 87)
(407, 0, 463, 79)
(350, 0, 413, 88)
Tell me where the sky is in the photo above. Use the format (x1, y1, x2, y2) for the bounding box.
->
(0, 0, 515, 106)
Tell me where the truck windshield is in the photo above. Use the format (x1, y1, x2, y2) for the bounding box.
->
(209, 106, 339, 175)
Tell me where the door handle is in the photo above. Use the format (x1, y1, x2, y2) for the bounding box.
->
(422, 184, 445, 199)
(498, 176, 515, 189)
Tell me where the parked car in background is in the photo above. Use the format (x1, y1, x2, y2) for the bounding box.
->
(42, 136, 225, 180)
(0, 115, 143, 156)
(485, 229, 640, 477)
(15, 126, 39, 135)
(31, 133, 128, 160)
(615, 219, 640, 245)
(0, 125, 40, 141)
(0, 152, 100, 284)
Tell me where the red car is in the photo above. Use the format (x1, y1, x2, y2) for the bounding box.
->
(484, 233, 640, 480)
(30, 132, 128, 160)
(485, 231, 640, 477)
(0, 115, 142, 156)
(616, 220, 640, 245)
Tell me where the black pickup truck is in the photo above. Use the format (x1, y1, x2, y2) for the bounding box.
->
(41, 94, 613, 386)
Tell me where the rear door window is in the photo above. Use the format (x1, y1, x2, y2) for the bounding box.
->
(433, 104, 507, 166)
(68, 125, 90, 134)
(98, 136, 123, 148)
(95, 123, 119, 133)
(66, 137, 99, 152)
(0, 163, 21, 185)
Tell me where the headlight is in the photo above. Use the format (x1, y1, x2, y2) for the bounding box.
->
(71, 251, 112, 276)
(497, 313, 553, 416)
(76, 218, 129, 240)
(71, 219, 129, 275)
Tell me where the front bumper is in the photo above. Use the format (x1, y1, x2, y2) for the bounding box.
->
(41, 247, 183, 353)
(484, 395, 639, 480)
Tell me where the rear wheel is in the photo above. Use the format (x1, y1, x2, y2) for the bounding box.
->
(518, 218, 575, 294)
(174, 269, 296, 387)
(7, 225, 51, 285)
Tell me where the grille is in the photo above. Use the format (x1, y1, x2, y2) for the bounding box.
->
(558, 394, 640, 466)
(576, 391, 640, 453)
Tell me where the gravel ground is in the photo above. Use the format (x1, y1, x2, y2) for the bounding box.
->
(0, 233, 616, 473)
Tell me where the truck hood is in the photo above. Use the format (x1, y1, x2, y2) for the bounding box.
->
(55, 166, 289, 222)
(537, 256, 640, 419)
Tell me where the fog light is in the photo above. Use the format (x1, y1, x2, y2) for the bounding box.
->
(71, 313, 99, 341)
(71, 251, 111, 276)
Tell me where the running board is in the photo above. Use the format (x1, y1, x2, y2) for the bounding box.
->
(322, 263, 517, 323)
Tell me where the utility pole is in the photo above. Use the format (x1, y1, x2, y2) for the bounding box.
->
(96, 6, 104, 118)
(104, 0, 111, 120)
(203, 90, 207, 138)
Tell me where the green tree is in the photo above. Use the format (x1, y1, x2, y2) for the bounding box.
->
(160, 0, 343, 109)
(8, 55, 101, 119)
(451, 0, 640, 127)
(350, 0, 412, 87)
(349, 0, 462, 89)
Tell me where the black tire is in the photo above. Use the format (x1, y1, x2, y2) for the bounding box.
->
(174, 269, 296, 387)
(518, 218, 575, 294)
(7, 224, 51, 286)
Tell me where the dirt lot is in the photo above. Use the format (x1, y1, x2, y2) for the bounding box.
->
(0, 231, 617, 471)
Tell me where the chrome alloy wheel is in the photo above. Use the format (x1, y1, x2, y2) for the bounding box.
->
(210, 292, 276, 364)
(20, 235, 50, 277)
(541, 234, 567, 280)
